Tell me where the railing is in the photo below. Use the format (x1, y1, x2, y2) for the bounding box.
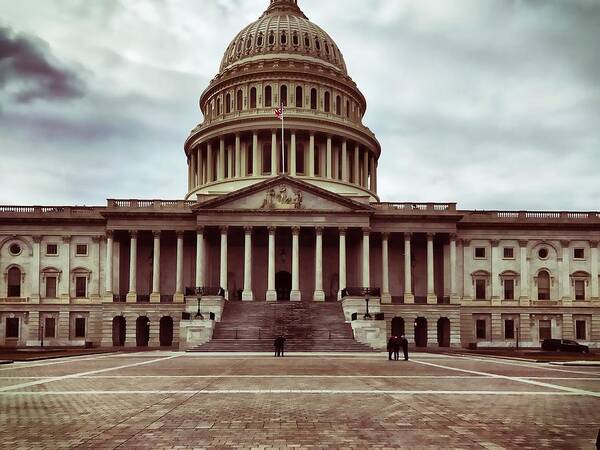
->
(464, 210, 600, 222)
(107, 199, 196, 210)
(184, 287, 225, 297)
(160, 295, 174, 303)
(0, 206, 104, 217)
(218, 328, 351, 340)
(0, 297, 28, 303)
(374, 203, 457, 213)
(137, 295, 150, 303)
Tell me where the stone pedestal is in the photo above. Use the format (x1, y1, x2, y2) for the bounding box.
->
(179, 320, 215, 351)
(350, 320, 386, 350)
(341, 297, 381, 322)
(184, 296, 226, 322)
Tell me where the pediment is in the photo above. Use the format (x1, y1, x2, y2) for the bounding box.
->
(195, 176, 373, 213)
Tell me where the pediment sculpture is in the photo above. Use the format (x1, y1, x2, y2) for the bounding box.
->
(261, 185, 303, 210)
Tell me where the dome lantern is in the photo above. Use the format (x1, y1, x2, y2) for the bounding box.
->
(263, 0, 307, 18)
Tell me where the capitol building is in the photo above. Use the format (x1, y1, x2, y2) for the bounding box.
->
(1, 0, 598, 351)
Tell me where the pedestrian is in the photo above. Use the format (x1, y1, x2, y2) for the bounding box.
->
(279, 335, 286, 357)
(387, 336, 396, 361)
(401, 335, 409, 361)
(393, 335, 401, 361)
(274, 336, 282, 357)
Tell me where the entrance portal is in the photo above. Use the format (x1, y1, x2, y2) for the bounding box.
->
(275, 271, 292, 301)
(392, 317, 405, 337)
(136, 316, 150, 347)
(159, 316, 174, 347)
(112, 316, 126, 346)
(414, 317, 428, 347)
(437, 317, 451, 347)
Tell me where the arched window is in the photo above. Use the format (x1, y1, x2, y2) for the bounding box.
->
(280, 31, 287, 45)
(264, 85, 272, 107)
(304, 33, 310, 48)
(280, 85, 287, 107)
(216, 98, 221, 116)
(7, 266, 21, 297)
(335, 95, 341, 115)
(324, 92, 331, 113)
(292, 32, 299, 46)
(268, 32, 275, 46)
(315, 38, 321, 51)
(324, 42, 330, 54)
(538, 271, 550, 300)
(246, 35, 253, 50)
(250, 87, 257, 109)
(310, 88, 317, 110)
(295, 86, 303, 108)
(236, 90, 243, 111)
(225, 93, 231, 113)
(346, 100, 350, 118)
(257, 33, 264, 47)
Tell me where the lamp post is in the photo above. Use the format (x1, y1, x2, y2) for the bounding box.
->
(40, 323, 44, 348)
(195, 287, 204, 320)
(516, 324, 520, 351)
(362, 288, 372, 320)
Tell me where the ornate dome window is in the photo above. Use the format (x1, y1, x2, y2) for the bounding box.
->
(310, 88, 317, 110)
(265, 85, 272, 107)
(315, 38, 321, 51)
(257, 33, 264, 47)
(246, 35, 253, 50)
(216, 98, 221, 115)
(250, 87, 257, 109)
(236, 90, 243, 111)
(292, 31, 299, 46)
(281, 31, 287, 45)
(280, 85, 288, 107)
(268, 31, 275, 46)
(324, 91, 331, 113)
(236, 40, 243, 55)
(324, 42, 329, 55)
(225, 93, 231, 113)
(335, 95, 341, 115)
(304, 33, 310, 48)
(295, 86, 303, 107)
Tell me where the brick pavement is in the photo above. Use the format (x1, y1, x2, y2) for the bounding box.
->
(0, 352, 598, 449)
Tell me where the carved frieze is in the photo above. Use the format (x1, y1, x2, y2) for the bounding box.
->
(260, 185, 303, 210)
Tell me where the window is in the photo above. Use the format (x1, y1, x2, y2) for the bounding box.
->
(474, 247, 486, 259)
(7, 267, 21, 297)
(295, 86, 303, 108)
(537, 271, 550, 300)
(45, 276, 57, 298)
(44, 317, 56, 338)
(310, 88, 317, 110)
(476, 320, 487, 340)
(324, 91, 330, 112)
(539, 320, 552, 340)
(475, 279, 486, 300)
(292, 31, 299, 46)
(573, 248, 585, 260)
(216, 98, 221, 115)
(335, 95, 341, 115)
(574, 280, 585, 300)
(9, 243, 21, 256)
(75, 276, 87, 298)
(538, 248, 549, 259)
(257, 33, 263, 47)
(504, 320, 515, 339)
(46, 244, 58, 256)
(346, 100, 350, 118)
(280, 31, 287, 45)
(296, 145, 305, 174)
(75, 244, 87, 256)
(315, 38, 321, 50)
(264, 85, 272, 107)
(245, 35, 252, 50)
(304, 33, 310, 48)
(280, 85, 287, 107)
(75, 318, 86, 338)
(268, 32, 275, 46)
(262, 144, 272, 175)
(250, 87, 257, 109)
(5, 318, 19, 339)
(236, 90, 243, 111)
(575, 320, 587, 340)
(504, 279, 515, 300)
(503, 247, 514, 259)
(225, 93, 231, 113)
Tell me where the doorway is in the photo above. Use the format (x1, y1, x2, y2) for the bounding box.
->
(136, 316, 150, 347)
(112, 316, 126, 346)
(414, 317, 428, 347)
(275, 271, 292, 301)
(159, 316, 174, 347)
(437, 317, 451, 347)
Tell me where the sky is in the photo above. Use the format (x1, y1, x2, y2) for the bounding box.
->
(0, 0, 599, 210)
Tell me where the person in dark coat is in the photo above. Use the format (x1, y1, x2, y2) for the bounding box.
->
(274, 336, 282, 357)
(387, 336, 397, 361)
(278, 335, 286, 357)
(393, 336, 401, 361)
(400, 335, 409, 361)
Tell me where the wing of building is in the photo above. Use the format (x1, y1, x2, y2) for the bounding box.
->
(1, 0, 599, 351)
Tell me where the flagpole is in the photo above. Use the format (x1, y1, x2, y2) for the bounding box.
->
(281, 103, 285, 174)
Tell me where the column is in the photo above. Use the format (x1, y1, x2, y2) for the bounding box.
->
(341, 140, 348, 182)
(126, 231, 137, 302)
(326, 136, 332, 179)
(220, 227, 228, 299)
(227, 145, 233, 179)
(369, 156, 376, 191)
(187, 155, 192, 191)
(290, 227, 301, 301)
(338, 228, 347, 300)
(197, 147, 203, 185)
(241, 141, 248, 176)
(175, 231, 184, 303)
(353, 144, 360, 185)
(449, 234, 459, 303)
(190, 151, 196, 188)
(30, 236, 41, 302)
(591, 241, 599, 300)
(218, 138, 225, 180)
(363, 151, 369, 188)
(266, 227, 277, 302)
(314, 227, 325, 301)
(252, 132, 259, 176)
(207, 142, 213, 182)
(235, 134, 242, 178)
(105, 231, 114, 296)
(362, 228, 370, 288)
(271, 130, 278, 175)
(561, 240, 571, 303)
(150, 231, 161, 303)
(463, 239, 473, 300)
(404, 233, 414, 303)
(373, 160, 378, 193)
(491, 240, 500, 303)
(59, 236, 71, 301)
(518, 240, 529, 302)
(308, 134, 315, 177)
(381, 232, 391, 303)
(290, 132, 297, 176)
(426, 233, 436, 304)
(195, 227, 205, 288)
(242, 227, 254, 301)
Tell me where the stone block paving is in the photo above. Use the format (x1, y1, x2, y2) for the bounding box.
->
(0, 353, 598, 449)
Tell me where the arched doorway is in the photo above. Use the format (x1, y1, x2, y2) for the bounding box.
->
(159, 316, 174, 347)
(7, 266, 21, 297)
(136, 316, 150, 347)
(275, 271, 292, 301)
(112, 316, 126, 346)
(414, 317, 428, 347)
(392, 317, 405, 337)
(437, 318, 451, 347)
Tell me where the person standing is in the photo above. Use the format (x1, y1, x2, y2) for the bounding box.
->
(401, 335, 409, 361)
(393, 336, 401, 361)
(387, 336, 397, 361)
(274, 336, 281, 357)
(279, 335, 286, 357)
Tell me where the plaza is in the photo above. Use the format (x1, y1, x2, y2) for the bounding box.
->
(0, 351, 599, 449)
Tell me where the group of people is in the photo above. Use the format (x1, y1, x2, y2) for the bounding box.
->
(274, 335, 286, 357)
(387, 335, 409, 361)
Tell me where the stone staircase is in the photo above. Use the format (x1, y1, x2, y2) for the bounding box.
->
(188, 301, 376, 352)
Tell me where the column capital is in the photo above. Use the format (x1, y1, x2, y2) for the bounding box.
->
(560, 240, 570, 248)
(32, 235, 43, 244)
(220, 226, 229, 234)
(315, 227, 324, 235)
(590, 240, 599, 248)
(426, 232, 435, 241)
(362, 227, 371, 235)
(153, 230, 161, 238)
(449, 233, 458, 241)
(176, 230, 185, 239)
(291, 226, 301, 235)
(62, 235, 72, 243)
(267, 226, 277, 234)
(381, 232, 390, 239)
(196, 225, 205, 234)
(244, 226, 253, 234)
(461, 239, 471, 247)
(92, 235, 104, 243)
(518, 239, 528, 248)
(491, 239, 500, 247)
(338, 227, 347, 235)
(404, 232, 412, 240)
(106, 230, 114, 239)
(129, 230, 138, 238)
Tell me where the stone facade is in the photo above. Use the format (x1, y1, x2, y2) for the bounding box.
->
(1, 0, 599, 350)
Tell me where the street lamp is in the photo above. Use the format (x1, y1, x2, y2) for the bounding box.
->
(362, 288, 372, 320)
(40, 323, 44, 348)
(195, 287, 204, 320)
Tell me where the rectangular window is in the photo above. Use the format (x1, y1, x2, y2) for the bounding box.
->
(573, 248, 585, 260)
(474, 247, 486, 259)
(575, 320, 587, 340)
(5, 318, 19, 338)
(574, 280, 585, 300)
(476, 319, 487, 340)
(75, 318, 86, 338)
(75, 277, 87, 298)
(45, 276, 57, 298)
(46, 244, 58, 256)
(75, 244, 88, 256)
(503, 247, 514, 259)
(504, 279, 515, 300)
(44, 317, 56, 338)
(504, 320, 515, 339)
(475, 279, 487, 300)
(539, 320, 552, 340)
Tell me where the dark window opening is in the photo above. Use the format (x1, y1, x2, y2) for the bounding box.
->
(475, 247, 486, 258)
(268, 32, 275, 45)
(314, 145, 320, 175)
(324, 91, 330, 112)
(7, 267, 21, 297)
(265, 85, 272, 107)
(46, 276, 57, 298)
(5, 318, 19, 339)
(310, 88, 317, 110)
(292, 32, 299, 46)
(475, 279, 486, 300)
(575, 280, 585, 300)
(504, 320, 515, 339)
(504, 279, 515, 300)
(236, 90, 243, 111)
(503, 247, 514, 259)
(75, 276, 87, 298)
(575, 320, 587, 340)
(574, 248, 585, 259)
(296, 145, 305, 174)
(262, 144, 272, 175)
(295, 86, 303, 107)
(537, 271, 550, 300)
(539, 320, 552, 340)
(476, 320, 487, 340)
(46, 244, 58, 255)
(250, 87, 257, 108)
(280, 85, 287, 107)
(75, 318, 86, 338)
(45, 318, 56, 338)
(225, 93, 231, 113)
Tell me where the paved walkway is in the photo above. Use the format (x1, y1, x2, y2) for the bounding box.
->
(0, 351, 598, 449)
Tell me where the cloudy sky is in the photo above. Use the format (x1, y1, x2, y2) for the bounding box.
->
(1, 0, 599, 210)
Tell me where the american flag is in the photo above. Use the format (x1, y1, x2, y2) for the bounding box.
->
(274, 104, 284, 120)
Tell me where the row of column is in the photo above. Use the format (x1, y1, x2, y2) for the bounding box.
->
(188, 132, 377, 192)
